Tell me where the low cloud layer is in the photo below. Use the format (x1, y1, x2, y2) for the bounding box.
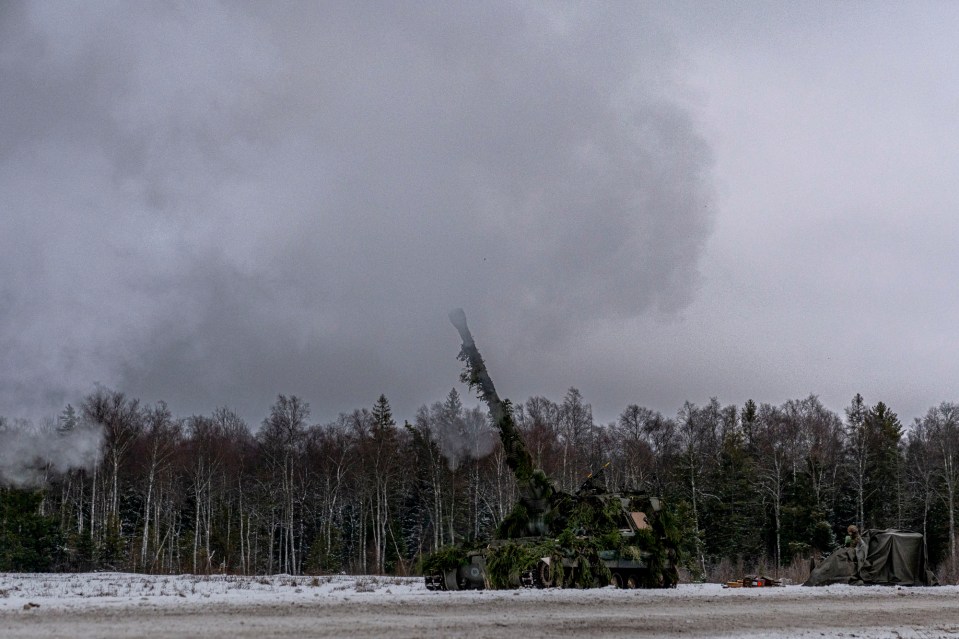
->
(1, 3, 713, 423)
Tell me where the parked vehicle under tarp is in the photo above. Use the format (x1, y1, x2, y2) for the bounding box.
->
(804, 529, 938, 587)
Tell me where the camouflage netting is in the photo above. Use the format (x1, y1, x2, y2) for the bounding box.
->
(418, 545, 469, 576)
(485, 541, 554, 588)
(804, 529, 938, 587)
(420, 492, 682, 589)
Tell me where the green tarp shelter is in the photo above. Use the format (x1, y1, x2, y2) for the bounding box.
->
(804, 529, 938, 586)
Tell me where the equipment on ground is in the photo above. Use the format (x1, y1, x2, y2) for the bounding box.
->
(723, 575, 782, 588)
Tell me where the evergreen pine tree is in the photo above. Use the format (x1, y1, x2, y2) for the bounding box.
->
(865, 401, 904, 528)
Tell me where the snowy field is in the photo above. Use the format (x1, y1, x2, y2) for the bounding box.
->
(2, 573, 959, 638)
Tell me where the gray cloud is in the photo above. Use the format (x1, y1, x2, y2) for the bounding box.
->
(1, 2, 713, 424)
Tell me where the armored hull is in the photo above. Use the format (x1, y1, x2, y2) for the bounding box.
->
(424, 495, 680, 591)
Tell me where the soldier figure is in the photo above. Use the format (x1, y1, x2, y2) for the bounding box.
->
(844, 525, 861, 548)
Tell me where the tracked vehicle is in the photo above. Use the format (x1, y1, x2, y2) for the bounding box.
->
(423, 309, 681, 590)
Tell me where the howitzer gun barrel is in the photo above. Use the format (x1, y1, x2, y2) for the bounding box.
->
(448, 308, 534, 483)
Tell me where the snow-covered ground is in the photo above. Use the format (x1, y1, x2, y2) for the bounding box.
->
(2, 573, 958, 638)
(0, 572, 421, 610)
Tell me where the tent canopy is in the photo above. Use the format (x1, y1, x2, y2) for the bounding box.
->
(803, 529, 937, 587)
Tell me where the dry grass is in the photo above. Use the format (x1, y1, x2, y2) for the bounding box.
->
(780, 555, 812, 585)
(934, 553, 959, 585)
(700, 557, 743, 584)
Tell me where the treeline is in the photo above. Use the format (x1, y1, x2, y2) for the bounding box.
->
(1, 387, 958, 580)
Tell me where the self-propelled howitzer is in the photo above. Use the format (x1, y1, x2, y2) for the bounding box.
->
(422, 309, 681, 590)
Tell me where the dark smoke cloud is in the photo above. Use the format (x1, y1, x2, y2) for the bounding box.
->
(0, 2, 713, 424)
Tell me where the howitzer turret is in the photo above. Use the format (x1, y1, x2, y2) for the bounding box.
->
(422, 310, 681, 590)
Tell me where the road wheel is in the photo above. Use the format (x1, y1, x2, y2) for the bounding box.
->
(537, 560, 555, 588)
(625, 575, 639, 589)
(610, 573, 624, 589)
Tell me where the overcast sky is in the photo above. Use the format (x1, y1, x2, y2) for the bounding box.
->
(2, 1, 957, 429)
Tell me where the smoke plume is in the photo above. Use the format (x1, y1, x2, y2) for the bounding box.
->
(0, 418, 103, 487)
(0, 3, 714, 424)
